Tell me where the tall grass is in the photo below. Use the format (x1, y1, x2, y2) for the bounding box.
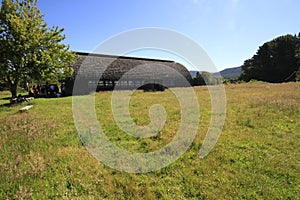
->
(0, 83, 299, 199)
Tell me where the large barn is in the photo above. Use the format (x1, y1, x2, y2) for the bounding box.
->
(64, 52, 193, 95)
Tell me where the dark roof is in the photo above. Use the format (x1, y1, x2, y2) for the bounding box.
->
(76, 52, 175, 63)
(72, 52, 193, 86)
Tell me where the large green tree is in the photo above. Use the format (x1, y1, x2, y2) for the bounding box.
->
(239, 34, 300, 83)
(0, 0, 77, 97)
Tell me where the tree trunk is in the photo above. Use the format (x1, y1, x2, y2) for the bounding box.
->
(11, 83, 18, 98)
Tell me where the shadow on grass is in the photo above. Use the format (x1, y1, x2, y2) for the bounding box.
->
(1, 97, 11, 100)
(0, 95, 70, 108)
(0, 102, 11, 107)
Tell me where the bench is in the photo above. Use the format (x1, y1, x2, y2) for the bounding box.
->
(19, 105, 33, 111)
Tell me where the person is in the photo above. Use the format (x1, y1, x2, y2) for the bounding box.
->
(45, 82, 49, 97)
(40, 85, 46, 97)
(28, 89, 34, 97)
(37, 84, 41, 97)
(32, 85, 37, 97)
(17, 94, 29, 103)
(54, 84, 59, 94)
(49, 84, 55, 97)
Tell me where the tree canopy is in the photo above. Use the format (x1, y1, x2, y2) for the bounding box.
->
(239, 34, 300, 83)
(0, 0, 77, 97)
(193, 71, 223, 86)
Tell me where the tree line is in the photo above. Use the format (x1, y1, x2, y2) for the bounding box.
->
(239, 33, 300, 82)
(193, 33, 300, 85)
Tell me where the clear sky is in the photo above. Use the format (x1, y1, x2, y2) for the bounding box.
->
(37, 0, 300, 71)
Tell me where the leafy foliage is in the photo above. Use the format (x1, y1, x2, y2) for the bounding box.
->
(0, 0, 77, 97)
(193, 71, 223, 85)
(296, 68, 300, 81)
(239, 34, 300, 83)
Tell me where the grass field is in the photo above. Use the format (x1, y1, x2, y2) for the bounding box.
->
(0, 83, 299, 199)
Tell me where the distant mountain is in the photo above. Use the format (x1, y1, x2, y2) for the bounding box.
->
(189, 66, 242, 80)
(214, 67, 242, 79)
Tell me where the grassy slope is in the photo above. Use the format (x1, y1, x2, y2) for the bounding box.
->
(0, 83, 299, 199)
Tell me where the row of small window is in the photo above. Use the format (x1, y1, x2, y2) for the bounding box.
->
(87, 80, 175, 87)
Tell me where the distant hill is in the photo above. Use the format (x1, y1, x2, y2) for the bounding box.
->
(212, 67, 242, 79)
(190, 66, 242, 80)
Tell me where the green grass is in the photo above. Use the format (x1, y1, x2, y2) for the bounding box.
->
(0, 83, 299, 199)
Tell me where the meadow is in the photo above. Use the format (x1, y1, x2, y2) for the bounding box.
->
(0, 82, 299, 199)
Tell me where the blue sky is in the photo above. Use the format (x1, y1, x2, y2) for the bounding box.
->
(37, 0, 300, 71)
